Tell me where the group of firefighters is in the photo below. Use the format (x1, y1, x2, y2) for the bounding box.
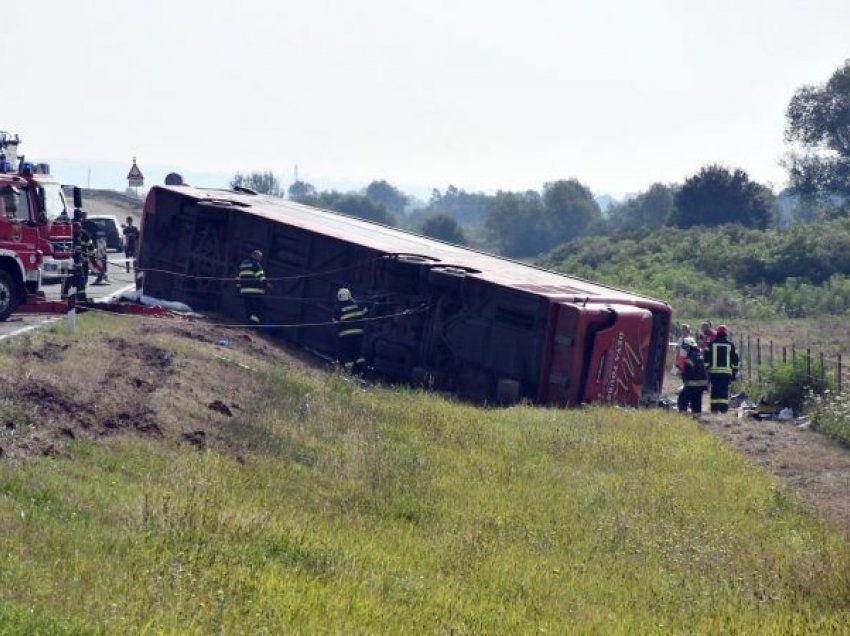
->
(235, 249, 368, 373)
(675, 321, 740, 416)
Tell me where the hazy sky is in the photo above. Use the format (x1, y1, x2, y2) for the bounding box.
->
(4, 0, 849, 197)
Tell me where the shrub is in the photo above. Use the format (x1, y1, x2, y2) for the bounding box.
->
(807, 391, 850, 447)
(764, 361, 830, 414)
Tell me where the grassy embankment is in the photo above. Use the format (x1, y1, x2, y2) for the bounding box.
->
(0, 315, 848, 633)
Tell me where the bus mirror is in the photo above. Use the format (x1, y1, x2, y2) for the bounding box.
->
(73, 187, 83, 209)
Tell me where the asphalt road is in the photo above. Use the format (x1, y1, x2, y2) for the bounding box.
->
(0, 254, 137, 340)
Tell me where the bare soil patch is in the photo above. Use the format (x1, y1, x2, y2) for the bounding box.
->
(0, 319, 308, 465)
(698, 411, 850, 534)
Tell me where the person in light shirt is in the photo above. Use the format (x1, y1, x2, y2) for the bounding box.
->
(674, 323, 692, 374)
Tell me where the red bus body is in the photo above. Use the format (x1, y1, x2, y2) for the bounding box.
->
(139, 185, 672, 407)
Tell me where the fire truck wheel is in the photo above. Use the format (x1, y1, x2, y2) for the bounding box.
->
(496, 379, 521, 405)
(0, 270, 18, 322)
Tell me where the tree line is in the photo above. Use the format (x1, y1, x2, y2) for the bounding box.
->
(229, 59, 850, 266)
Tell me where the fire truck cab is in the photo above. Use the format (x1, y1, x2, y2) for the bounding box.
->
(0, 131, 75, 320)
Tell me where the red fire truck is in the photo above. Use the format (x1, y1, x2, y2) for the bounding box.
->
(0, 131, 75, 319)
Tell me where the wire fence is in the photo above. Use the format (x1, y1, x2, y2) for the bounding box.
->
(735, 334, 843, 393)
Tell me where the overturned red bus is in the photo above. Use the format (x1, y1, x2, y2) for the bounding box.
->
(138, 185, 671, 407)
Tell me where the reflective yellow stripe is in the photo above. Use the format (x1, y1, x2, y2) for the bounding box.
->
(338, 328, 364, 337)
(341, 310, 368, 320)
(239, 288, 266, 295)
(710, 343, 733, 372)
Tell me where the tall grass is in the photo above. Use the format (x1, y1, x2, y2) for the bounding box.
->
(0, 325, 849, 632)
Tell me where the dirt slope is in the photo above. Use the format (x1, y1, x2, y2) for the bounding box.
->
(0, 319, 311, 465)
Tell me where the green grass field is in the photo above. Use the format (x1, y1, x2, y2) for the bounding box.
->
(1, 318, 849, 633)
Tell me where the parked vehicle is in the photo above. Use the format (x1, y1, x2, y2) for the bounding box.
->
(0, 131, 78, 315)
(83, 215, 124, 252)
(139, 184, 672, 408)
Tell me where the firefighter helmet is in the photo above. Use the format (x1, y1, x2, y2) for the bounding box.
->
(337, 288, 352, 301)
(716, 324, 728, 336)
(683, 337, 698, 349)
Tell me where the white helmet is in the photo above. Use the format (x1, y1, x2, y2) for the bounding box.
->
(337, 288, 352, 301)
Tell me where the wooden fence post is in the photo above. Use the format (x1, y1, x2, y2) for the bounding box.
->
(747, 335, 752, 382)
(839, 353, 843, 394)
(769, 341, 774, 367)
(820, 351, 825, 384)
(782, 345, 787, 364)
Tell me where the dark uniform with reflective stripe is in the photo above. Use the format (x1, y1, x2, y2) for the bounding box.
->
(62, 226, 96, 300)
(236, 256, 267, 325)
(334, 297, 368, 372)
(678, 346, 708, 414)
(704, 333, 739, 413)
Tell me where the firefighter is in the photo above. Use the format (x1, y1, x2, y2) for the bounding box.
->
(704, 324, 739, 413)
(333, 287, 368, 373)
(62, 221, 98, 301)
(677, 337, 708, 415)
(236, 249, 268, 326)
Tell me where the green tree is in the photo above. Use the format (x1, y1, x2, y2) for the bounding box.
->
(288, 180, 318, 203)
(410, 185, 492, 228)
(331, 194, 398, 226)
(419, 213, 468, 245)
(669, 165, 777, 229)
(230, 171, 282, 196)
(365, 180, 409, 214)
(606, 183, 676, 234)
(785, 60, 850, 196)
(542, 179, 604, 245)
(485, 191, 547, 257)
